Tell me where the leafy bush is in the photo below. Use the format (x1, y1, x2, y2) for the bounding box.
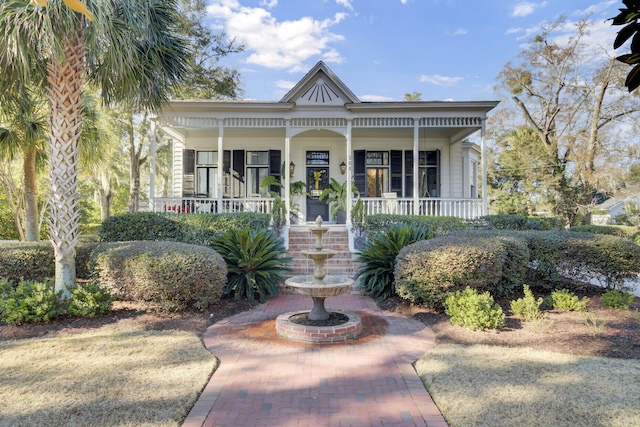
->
(212, 229, 291, 303)
(444, 287, 505, 331)
(0, 242, 100, 283)
(67, 282, 114, 318)
(546, 288, 588, 311)
(365, 214, 467, 238)
(570, 224, 640, 244)
(601, 289, 635, 310)
(0, 279, 62, 324)
(91, 241, 226, 310)
(482, 214, 562, 231)
(510, 285, 545, 320)
(97, 212, 270, 245)
(395, 232, 508, 308)
(355, 224, 431, 300)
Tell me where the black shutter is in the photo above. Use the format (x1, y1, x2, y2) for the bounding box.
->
(405, 150, 413, 198)
(233, 150, 244, 179)
(269, 150, 282, 194)
(223, 150, 231, 174)
(390, 150, 402, 195)
(354, 150, 366, 196)
(183, 149, 195, 175)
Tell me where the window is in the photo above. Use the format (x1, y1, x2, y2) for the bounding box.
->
(365, 151, 389, 197)
(246, 151, 269, 196)
(470, 160, 478, 198)
(195, 151, 218, 197)
(419, 151, 439, 197)
(197, 151, 217, 165)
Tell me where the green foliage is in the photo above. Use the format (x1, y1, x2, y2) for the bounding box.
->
(444, 287, 505, 331)
(581, 310, 607, 337)
(319, 178, 358, 221)
(355, 224, 430, 300)
(365, 214, 467, 238)
(0, 279, 62, 324)
(212, 229, 291, 303)
(546, 288, 588, 311)
(395, 232, 508, 308)
(510, 285, 545, 320)
(270, 195, 287, 235)
(67, 282, 114, 318)
(601, 289, 635, 310)
(91, 241, 226, 311)
(610, 2, 640, 91)
(350, 197, 366, 237)
(97, 212, 270, 245)
(570, 224, 640, 244)
(482, 214, 562, 231)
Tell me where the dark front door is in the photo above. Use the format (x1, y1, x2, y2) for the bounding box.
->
(306, 166, 329, 221)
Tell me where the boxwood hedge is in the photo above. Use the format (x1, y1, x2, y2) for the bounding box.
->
(365, 214, 468, 238)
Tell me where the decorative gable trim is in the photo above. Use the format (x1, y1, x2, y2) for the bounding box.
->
(280, 61, 360, 104)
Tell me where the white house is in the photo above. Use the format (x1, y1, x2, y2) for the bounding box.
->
(151, 61, 498, 225)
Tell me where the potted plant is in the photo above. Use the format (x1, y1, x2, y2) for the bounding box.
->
(319, 178, 358, 224)
(259, 176, 287, 234)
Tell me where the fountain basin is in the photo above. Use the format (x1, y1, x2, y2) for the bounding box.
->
(285, 275, 353, 298)
(276, 310, 362, 343)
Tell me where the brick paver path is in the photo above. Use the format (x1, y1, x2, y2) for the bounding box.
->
(182, 294, 447, 427)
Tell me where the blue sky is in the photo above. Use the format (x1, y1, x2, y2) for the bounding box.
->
(206, 0, 622, 102)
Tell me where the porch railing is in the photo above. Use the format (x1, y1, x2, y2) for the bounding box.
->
(361, 197, 483, 220)
(154, 197, 274, 215)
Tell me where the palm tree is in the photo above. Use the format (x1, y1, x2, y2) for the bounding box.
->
(0, 0, 188, 296)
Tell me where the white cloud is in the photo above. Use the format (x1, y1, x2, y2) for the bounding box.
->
(505, 27, 521, 35)
(336, 0, 354, 10)
(275, 80, 296, 90)
(573, 0, 617, 17)
(400, 0, 409, 4)
(360, 94, 397, 102)
(452, 28, 468, 36)
(259, 0, 277, 9)
(511, 2, 547, 18)
(207, 1, 347, 72)
(419, 74, 463, 86)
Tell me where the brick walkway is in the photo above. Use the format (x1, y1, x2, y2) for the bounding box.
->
(182, 294, 448, 427)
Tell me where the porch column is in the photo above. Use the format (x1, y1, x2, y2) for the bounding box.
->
(149, 119, 156, 212)
(413, 120, 420, 215)
(285, 119, 291, 225)
(346, 119, 352, 226)
(217, 120, 224, 213)
(481, 118, 488, 216)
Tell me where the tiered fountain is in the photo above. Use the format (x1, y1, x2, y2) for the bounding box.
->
(276, 216, 362, 343)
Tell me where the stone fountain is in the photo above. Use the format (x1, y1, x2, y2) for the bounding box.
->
(276, 216, 362, 343)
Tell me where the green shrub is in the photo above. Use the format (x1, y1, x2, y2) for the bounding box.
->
(601, 289, 635, 310)
(91, 241, 226, 310)
(0, 279, 62, 324)
(546, 288, 588, 311)
(67, 282, 114, 318)
(355, 224, 431, 300)
(395, 232, 508, 308)
(482, 214, 562, 231)
(570, 224, 640, 243)
(364, 214, 467, 239)
(444, 287, 505, 331)
(510, 285, 545, 320)
(97, 211, 270, 245)
(212, 229, 291, 303)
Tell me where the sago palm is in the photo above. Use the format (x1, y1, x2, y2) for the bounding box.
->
(0, 0, 188, 296)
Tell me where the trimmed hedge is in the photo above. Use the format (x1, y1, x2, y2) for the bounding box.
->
(481, 214, 562, 231)
(97, 212, 270, 245)
(0, 242, 97, 283)
(91, 241, 226, 311)
(570, 224, 640, 244)
(365, 214, 468, 238)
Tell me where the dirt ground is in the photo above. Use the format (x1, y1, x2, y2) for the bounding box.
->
(1, 286, 639, 360)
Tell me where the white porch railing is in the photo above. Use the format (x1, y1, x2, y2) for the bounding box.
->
(361, 197, 483, 220)
(154, 197, 274, 214)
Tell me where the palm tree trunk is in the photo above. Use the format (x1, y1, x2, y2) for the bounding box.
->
(46, 34, 85, 297)
(23, 146, 40, 241)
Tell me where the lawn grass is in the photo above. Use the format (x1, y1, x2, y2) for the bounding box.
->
(415, 344, 640, 427)
(0, 330, 216, 427)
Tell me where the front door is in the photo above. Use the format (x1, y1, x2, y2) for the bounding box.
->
(306, 151, 330, 221)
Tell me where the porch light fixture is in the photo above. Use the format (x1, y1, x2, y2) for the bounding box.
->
(340, 161, 347, 175)
(289, 161, 295, 177)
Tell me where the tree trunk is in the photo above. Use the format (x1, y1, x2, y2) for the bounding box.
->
(98, 170, 112, 221)
(46, 34, 85, 297)
(23, 146, 40, 241)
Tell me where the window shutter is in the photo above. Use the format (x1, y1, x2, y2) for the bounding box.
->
(390, 150, 403, 195)
(269, 150, 282, 194)
(223, 150, 231, 174)
(233, 150, 244, 178)
(353, 150, 366, 196)
(183, 149, 195, 175)
(405, 150, 413, 198)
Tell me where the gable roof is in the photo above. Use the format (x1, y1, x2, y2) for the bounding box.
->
(280, 61, 360, 105)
